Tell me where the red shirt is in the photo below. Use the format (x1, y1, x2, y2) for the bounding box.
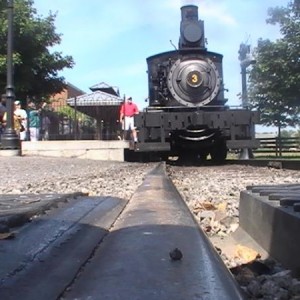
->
(120, 102, 138, 117)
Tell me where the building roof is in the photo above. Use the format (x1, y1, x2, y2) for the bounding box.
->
(66, 82, 123, 121)
(67, 90, 123, 107)
(66, 81, 86, 95)
(89, 82, 120, 96)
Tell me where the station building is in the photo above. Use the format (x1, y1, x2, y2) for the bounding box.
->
(48, 82, 124, 140)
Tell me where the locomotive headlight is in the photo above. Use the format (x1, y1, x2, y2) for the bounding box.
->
(182, 23, 202, 44)
(187, 70, 202, 88)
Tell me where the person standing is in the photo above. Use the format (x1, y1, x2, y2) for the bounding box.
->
(2, 101, 23, 138)
(14, 100, 27, 141)
(41, 114, 50, 140)
(27, 101, 40, 141)
(119, 97, 139, 142)
(0, 95, 6, 140)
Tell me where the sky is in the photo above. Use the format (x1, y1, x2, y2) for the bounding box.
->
(33, 0, 290, 131)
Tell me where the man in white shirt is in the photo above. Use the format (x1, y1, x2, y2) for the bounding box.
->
(14, 100, 28, 141)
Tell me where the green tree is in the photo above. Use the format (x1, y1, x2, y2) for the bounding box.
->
(248, 1, 300, 133)
(0, 0, 74, 101)
(281, 129, 294, 137)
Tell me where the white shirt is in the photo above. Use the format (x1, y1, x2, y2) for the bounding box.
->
(15, 108, 28, 129)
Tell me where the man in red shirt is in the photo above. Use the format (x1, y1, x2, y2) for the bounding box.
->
(119, 97, 139, 142)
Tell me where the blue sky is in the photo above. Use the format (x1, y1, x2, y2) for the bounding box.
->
(33, 0, 289, 131)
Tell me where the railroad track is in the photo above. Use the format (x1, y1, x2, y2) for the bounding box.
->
(0, 162, 245, 300)
(1, 159, 300, 299)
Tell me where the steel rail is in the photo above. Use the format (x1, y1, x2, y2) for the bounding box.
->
(63, 162, 245, 299)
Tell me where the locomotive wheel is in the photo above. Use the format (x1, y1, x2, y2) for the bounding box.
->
(209, 141, 227, 164)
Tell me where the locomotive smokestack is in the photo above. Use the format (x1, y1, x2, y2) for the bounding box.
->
(179, 5, 206, 50)
(181, 4, 198, 21)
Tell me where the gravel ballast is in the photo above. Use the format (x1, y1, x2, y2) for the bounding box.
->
(167, 163, 300, 300)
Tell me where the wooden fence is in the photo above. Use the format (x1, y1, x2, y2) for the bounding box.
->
(254, 137, 300, 156)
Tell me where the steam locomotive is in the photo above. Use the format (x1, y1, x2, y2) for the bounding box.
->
(133, 5, 259, 162)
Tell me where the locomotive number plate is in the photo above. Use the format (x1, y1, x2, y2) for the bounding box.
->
(187, 71, 201, 87)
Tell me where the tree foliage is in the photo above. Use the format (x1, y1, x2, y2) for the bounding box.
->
(248, 1, 300, 129)
(0, 0, 74, 101)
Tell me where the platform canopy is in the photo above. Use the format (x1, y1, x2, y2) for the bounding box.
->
(67, 82, 124, 122)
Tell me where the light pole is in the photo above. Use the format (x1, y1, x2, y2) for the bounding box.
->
(1, 0, 20, 151)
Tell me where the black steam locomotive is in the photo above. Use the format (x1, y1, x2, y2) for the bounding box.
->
(134, 5, 259, 162)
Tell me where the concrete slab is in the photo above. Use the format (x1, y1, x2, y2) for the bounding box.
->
(20, 140, 130, 161)
(239, 184, 300, 275)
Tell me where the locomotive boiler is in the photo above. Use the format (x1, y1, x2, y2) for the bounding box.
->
(134, 5, 259, 162)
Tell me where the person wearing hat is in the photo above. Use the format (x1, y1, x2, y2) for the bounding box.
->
(14, 100, 28, 140)
(119, 97, 139, 142)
